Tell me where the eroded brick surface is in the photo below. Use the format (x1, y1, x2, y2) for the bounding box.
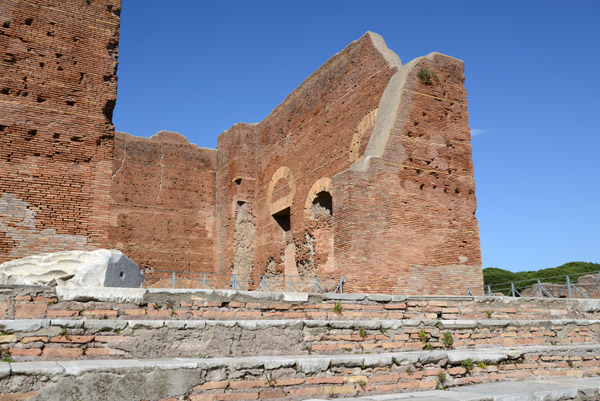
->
(0, 0, 120, 261)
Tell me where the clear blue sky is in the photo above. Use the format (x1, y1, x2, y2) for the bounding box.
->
(113, 1, 600, 272)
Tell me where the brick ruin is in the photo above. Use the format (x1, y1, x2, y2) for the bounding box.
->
(0, 0, 483, 295)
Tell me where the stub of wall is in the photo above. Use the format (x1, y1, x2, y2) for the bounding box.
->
(6, 286, 597, 323)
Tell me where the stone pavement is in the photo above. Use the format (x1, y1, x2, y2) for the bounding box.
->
(306, 377, 600, 400)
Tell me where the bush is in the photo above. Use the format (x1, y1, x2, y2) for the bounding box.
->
(461, 359, 474, 373)
(483, 262, 600, 295)
(442, 332, 453, 348)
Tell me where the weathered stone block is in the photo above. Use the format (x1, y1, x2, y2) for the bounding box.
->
(0, 250, 143, 288)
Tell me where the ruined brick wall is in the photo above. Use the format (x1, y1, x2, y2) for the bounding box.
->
(0, 4, 482, 295)
(200, 34, 484, 295)
(0, 0, 120, 263)
(215, 33, 482, 294)
(333, 53, 483, 295)
(109, 131, 217, 272)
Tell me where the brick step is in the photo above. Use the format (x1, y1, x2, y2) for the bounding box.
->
(1, 318, 598, 362)
(2, 345, 600, 400)
(3, 287, 600, 322)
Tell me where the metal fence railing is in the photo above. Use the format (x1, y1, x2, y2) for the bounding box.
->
(469, 270, 600, 299)
(140, 271, 345, 294)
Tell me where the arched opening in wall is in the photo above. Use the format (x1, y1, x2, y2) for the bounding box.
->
(311, 191, 332, 219)
(267, 167, 297, 286)
(272, 206, 297, 283)
(273, 207, 291, 232)
(299, 187, 334, 280)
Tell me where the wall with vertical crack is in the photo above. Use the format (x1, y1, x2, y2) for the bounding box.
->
(108, 131, 217, 273)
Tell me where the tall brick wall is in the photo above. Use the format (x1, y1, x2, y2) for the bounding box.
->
(333, 53, 482, 295)
(109, 131, 217, 272)
(0, 0, 120, 263)
(214, 33, 483, 294)
(216, 34, 395, 287)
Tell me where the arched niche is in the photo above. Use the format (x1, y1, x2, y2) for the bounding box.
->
(304, 177, 332, 220)
(349, 108, 378, 163)
(267, 166, 296, 233)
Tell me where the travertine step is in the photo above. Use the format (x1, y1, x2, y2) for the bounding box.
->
(1, 345, 600, 400)
(1, 318, 599, 362)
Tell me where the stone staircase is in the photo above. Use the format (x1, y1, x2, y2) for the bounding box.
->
(1, 287, 600, 400)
